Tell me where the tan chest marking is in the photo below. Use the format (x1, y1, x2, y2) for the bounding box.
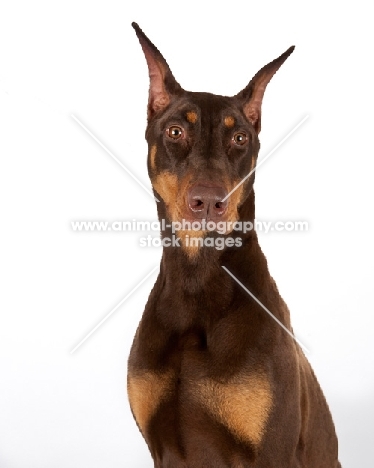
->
(192, 373, 273, 446)
(127, 371, 173, 435)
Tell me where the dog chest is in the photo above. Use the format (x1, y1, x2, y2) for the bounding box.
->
(127, 365, 273, 450)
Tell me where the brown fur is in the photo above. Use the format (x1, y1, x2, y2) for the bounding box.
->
(128, 22, 341, 468)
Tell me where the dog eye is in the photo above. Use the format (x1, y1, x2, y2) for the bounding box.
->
(232, 132, 248, 146)
(167, 126, 184, 140)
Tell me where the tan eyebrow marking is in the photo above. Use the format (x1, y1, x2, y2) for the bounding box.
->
(224, 116, 235, 128)
(186, 111, 198, 124)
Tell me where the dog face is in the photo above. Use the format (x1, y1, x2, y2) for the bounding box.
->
(132, 23, 293, 233)
(146, 92, 259, 230)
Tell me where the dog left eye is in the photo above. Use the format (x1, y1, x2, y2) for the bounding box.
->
(232, 132, 248, 146)
(167, 126, 184, 140)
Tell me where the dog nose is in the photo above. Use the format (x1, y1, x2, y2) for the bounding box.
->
(187, 185, 228, 220)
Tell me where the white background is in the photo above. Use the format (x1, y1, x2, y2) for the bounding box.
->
(0, 1, 373, 467)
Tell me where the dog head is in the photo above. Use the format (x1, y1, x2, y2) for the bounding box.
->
(132, 23, 293, 245)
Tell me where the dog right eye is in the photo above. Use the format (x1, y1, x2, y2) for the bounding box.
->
(232, 132, 248, 146)
(166, 126, 184, 140)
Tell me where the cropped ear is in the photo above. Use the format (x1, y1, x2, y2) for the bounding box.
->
(132, 22, 183, 119)
(235, 46, 295, 133)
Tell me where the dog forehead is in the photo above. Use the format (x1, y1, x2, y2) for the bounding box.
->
(184, 92, 241, 121)
(161, 92, 242, 126)
(186, 91, 233, 109)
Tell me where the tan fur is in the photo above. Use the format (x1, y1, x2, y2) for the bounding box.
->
(186, 111, 198, 123)
(177, 229, 206, 258)
(224, 116, 235, 128)
(152, 171, 179, 209)
(153, 171, 203, 257)
(224, 183, 244, 233)
(128, 371, 173, 435)
(192, 373, 273, 446)
(150, 144, 157, 171)
(152, 172, 245, 254)
(249, 155, 256, 174)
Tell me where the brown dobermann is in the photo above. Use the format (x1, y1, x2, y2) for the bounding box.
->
(127, 23, 341, 468)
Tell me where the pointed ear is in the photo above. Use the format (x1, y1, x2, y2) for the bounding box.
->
(235, 46, 295, 133)
(132, 22, 183, 119)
